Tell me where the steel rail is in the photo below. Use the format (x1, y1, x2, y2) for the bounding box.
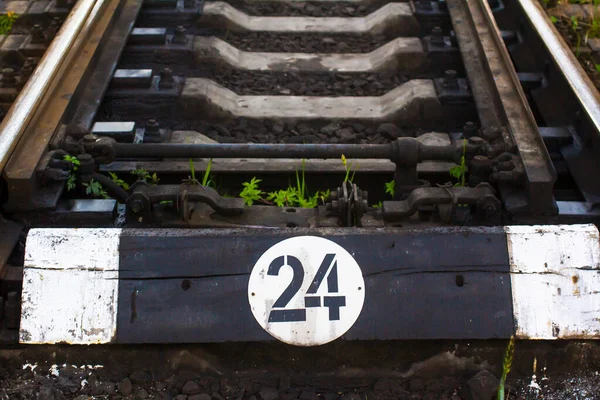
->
(0, 0, 106, 173)
(517, 0, 600, 135)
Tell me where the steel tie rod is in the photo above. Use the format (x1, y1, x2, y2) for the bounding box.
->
(112, 140, 459, 165)
(0, 0, 107, 173)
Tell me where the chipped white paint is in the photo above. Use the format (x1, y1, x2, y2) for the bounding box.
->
(201, 2, 416, 35)
(193, 36, 424, 73)
(20, 228, 122, 344)
(506, 224, 600, 339)
(182, 78, 439, 120)
(248, 236, 365, 346)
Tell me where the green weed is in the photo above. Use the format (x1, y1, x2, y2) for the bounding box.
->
(341, 154, 356, 183)
(63, 155, 80, 191)
(449, 139, 468, 187)
(131, 168, 159, 185)
(187, 158, 214, 187)
(82, 179, 109, 199)
(571, 16, 583, 56)
(108, 172, 130, 190)
(240, 177, 263, 206)
(0, 12, 18, 35)
(497, 336, 516, 400)
(385, 180, 395, 198)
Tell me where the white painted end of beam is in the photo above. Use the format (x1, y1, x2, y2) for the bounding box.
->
(193, 36, 424, 73)
(202, 2, 415, 34)
(20, 228, 122, 344)
(182, 78, 438, 120)
(506, 224, 600, 339)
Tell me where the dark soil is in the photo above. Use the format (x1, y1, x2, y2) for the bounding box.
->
(205, 70, 407, 96)
(212, 32, 391, 53)
(223, 1, 380, 17)
(1, 349, 599, 400)
(543, 3, 600, 91)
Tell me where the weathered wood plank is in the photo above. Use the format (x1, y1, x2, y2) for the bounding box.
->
(507, 224, 600, 339)
(20, 229, 121, 344)
(116, 227, 513, 342)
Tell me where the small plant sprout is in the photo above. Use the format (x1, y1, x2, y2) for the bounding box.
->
(267, 188, 298, 207)
(0, 12, 18, 35)
(449, 139, 468, 187)
(131, 168, 159, 185)
(108, 172, 129, 190)
(202, 158, 213, 187)
(82, 179, 110, 199)
(187, 158, 214, 187)
(385, 180, 395, 198)
(550, 15, 558, 24)
(341, 154, 357, 183)
(497, 336, 516, 400)
(63, 155, 81, 191)
(240, 177, 263, 206)
(571, 15, 582, 56)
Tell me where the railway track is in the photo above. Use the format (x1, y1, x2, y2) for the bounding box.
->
(0, 0, 599, 396)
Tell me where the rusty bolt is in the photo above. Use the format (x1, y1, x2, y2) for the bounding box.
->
(145, 119, 160, 136)
(31, 24, 46, 44)
(1, 68, 16, 87)
(331, 200, 339, 211)
(443, 70, 459, 89)
(463, 121, 478, 138)
(130, 199, 143, 214)
(83, 134, 98, 143)
(173, 26, 187, 44)
(430, 26, 444, 46)
(476, 195, 501, 219)
(468, 136, 485, 145)
(159, 68, 174, 89)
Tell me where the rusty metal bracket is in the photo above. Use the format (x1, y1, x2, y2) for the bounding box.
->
(382, 183, 500, 222)
(325, 183, 369, 227)
(126, 181, 244, 223)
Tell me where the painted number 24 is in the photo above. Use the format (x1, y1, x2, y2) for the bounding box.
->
(267, 254, 346, 323)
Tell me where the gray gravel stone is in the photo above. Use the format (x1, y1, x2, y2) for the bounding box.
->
(136, 388, 149, 399)
(259, 386, 279, 400)
(377, 123, 403, 139)
(183, 381, 202, 395)
(130, 370, 152, 384)
(119, 377, 133, 396)
(466, 370, 499, 400)
(189, 394, 212, 400)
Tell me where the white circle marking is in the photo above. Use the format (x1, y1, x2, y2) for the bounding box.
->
(248, 236, 365, 346)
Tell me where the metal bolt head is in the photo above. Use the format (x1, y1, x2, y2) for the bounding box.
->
(463, 121, 477, 138)
(443, 70, 459, 89)
(173, 26, 187, 44)
(130, 200, 143, 213)
(145, 119, 160, 135)
(430, 26, 444, 46)
(82, 134, 98, 143)
(468, 136, 485, 145)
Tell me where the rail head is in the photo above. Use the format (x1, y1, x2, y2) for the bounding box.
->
(0, 0, 108, 175)
(517, 0, 600, 135)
